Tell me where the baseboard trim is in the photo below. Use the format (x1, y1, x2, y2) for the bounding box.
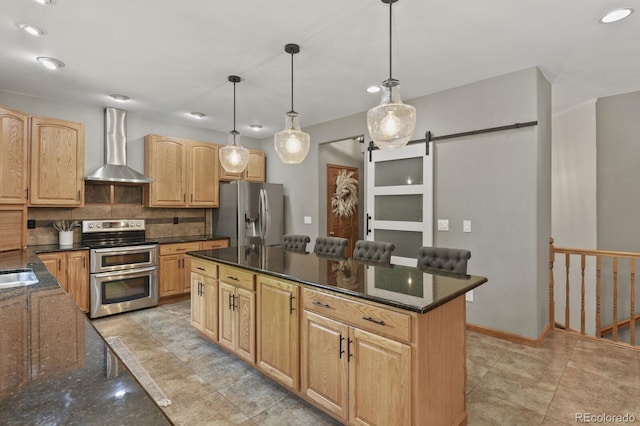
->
(466, 323, 551, 347)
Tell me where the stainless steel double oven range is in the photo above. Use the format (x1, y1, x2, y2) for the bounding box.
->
(82, 219, 158, 318)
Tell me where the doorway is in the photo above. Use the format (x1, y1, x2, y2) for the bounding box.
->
(326, 164, 359, 257)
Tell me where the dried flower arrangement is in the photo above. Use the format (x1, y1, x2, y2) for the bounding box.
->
(52, 219, 80, 232)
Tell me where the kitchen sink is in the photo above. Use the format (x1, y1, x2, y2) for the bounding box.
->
(0, 268, 39, 289)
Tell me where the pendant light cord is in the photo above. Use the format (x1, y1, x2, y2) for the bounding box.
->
(290, 50, 295, 113)
(233, 80, 237, 132)
(388, 0, 393, 80)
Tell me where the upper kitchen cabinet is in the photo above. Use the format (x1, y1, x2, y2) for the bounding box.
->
(0, 107, 28, 204)
(219, 149, 265, 183)
(29, 116, 85, 207)
(144, 134, 220, 208)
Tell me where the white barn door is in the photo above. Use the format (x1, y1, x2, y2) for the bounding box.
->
(365, 142, 433, 266)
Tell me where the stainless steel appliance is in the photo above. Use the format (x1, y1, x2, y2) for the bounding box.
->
(82, 219, 158, 318)
(212, 182, 284, 247)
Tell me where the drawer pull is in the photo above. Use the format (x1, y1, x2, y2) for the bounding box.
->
(363, 316, 385, 326)
(196, 267, 206, 271)
(226, 275, 240, 281)
(289, 294, 296, 314)
(312, 301, 330, 309)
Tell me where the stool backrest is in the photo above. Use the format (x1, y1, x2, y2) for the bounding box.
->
(353, 240, 395, 265)
(282, 234, 310, 252)
(417, 246, 471, 274)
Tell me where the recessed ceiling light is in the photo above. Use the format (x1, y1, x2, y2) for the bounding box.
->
(250, 124, 263, 131)
(110, 94, 130, 102)
(190, 112, 205, 119)
(19, 23, 46, 36)
(36, 56, 64, 70)
(32, 0, 56, 5)
(600, 8, 633, 23)
(367, 85, 381, 93)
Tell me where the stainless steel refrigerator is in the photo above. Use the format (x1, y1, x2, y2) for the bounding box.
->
(212, 181, 284, 247)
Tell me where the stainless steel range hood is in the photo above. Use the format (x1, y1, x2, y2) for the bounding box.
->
(85, 107, 153, 184)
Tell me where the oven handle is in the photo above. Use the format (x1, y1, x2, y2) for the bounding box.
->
(92, 266, 158, 279)
(91, 245, 159, 255)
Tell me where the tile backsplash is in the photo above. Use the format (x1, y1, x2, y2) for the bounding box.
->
(28, 205, 209, 246)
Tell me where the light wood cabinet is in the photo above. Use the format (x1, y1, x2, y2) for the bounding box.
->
(219, 149, 265, 182)
(301, 307, 411, 425)
(29, 116, 84, 207)
(0, 107, 28, 204)
(144, 134, 220, 207)
(160, 240, 229, 299)
(38, 250, 90, 313)
(0, 290, 29, 398)
(218, 265, 256, 364)
(0, 204, 27, 252)
(257, 275, 299, 390)
(191, 259, 218, 341)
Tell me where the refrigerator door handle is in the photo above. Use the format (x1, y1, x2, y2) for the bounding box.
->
(259, 188, 270, 242)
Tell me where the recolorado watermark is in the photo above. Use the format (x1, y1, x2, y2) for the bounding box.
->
(575, 412, 637, 423)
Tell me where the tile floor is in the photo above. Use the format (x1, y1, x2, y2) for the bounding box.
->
(92, 301, 640, 425)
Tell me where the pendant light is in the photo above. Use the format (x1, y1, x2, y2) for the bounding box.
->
(219, 75, 250, 173)
(274, 43, 310, 164)
(367, 0, 416, 149)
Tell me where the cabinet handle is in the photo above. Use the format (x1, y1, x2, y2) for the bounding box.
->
(196, 267, 205, 271)
(183, 193, 186, 202)
(228, 293, 233, 310)
(24, 188, 28, 199)
(191, 194, 193, 202)
(58, 259, 62, 271)
(231, 294, 237, 310)
(227, 275, 239, 281)
(362, 316, 385, 326)
(77, 190, 81, 201)
(289, 294, 295, 314)
(347, 338, 353, 362)
(83, 256, 86, 268)
(339, 335, 345, 359)
(312, 301, 330, 309)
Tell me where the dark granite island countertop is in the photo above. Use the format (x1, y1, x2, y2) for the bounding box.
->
(188, 245, 487, 314)
(0, 249, 171, 425)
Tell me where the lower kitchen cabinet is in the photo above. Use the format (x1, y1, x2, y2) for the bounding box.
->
(257, 275, 299, 390)
(160, 240, 228, 298)
(38, 250, 89, 313)
(0, 290, 28, 399)
(190, 259, 218, 341)
(301, 311, 411, 425)
(218, 265, 255, 364)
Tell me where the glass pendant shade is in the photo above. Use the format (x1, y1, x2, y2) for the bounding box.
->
(275, 112, 310, 164)
(219, 130, 249, 173)
(367, 79, 416, 149)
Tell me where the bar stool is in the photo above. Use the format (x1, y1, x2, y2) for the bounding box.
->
(313, 236, 348, 258)
(416, 246, 471, 274)
(282, 234, 310, 252)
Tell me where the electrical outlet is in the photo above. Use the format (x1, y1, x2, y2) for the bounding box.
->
(466, 290, 474, 302)
(437, 219, 449, 231)
(27, 219, 36, 229)
(463, 220, 471, 233)
(173, 216, 179, 224)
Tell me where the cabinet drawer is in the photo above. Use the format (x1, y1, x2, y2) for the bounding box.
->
(191, 259, 217, 277)
(200, 239, 229, 250)
(160, 242, 201, 255)
(219, 265, 255, 291)
(302, 288, 411, 343)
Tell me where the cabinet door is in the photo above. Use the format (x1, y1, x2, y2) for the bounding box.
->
(258, 276, 299, 389)
(189, 142, 219, 207)
(0, 291, 28, 399)
(200, 239, 229, 250)
(349, 328, 411, 426)
(218, 282, 235, 351)
(66, 250, 89, 313)
(191, 272, 205, 331)
(182, 255, 192, 293)
(144, 135, 187, 206)
(0, 107, 28, 204)
(202, 275, 218, 341)
(244, 150, 265, 182)
(159, 254, 182, 297)
(234, 286, 255, 364)
(301, 310, 349, 421)
(29, 116, 84, 207)
(39, 252, 67, 290)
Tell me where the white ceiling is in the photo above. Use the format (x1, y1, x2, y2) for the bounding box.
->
(2, 0, 639, 138)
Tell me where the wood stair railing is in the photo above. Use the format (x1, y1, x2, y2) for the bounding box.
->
(549, 238, 638, 347)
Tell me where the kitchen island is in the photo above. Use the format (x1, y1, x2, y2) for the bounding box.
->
(188, 245, 488, 426)
(0, 249, 171, 425)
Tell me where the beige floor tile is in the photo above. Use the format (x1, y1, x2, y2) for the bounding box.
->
(217, 373, 290, 418)
(467, 389, 544, 425)
(249, 394, 343, 426)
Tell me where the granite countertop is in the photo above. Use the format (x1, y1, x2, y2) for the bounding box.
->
(188, 245, 488, 314)
(153, 234, 229, 245)
(0, 249, 171, 425)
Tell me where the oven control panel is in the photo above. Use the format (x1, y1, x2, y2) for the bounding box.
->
(83, 219, 146, 233)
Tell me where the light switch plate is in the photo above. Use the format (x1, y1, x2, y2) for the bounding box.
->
(437, 219, 449, 231)
(304, 216, 312, 224)
(463, 220, 471, 233)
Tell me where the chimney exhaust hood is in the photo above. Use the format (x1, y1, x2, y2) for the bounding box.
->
(85, 107, 153, 184)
